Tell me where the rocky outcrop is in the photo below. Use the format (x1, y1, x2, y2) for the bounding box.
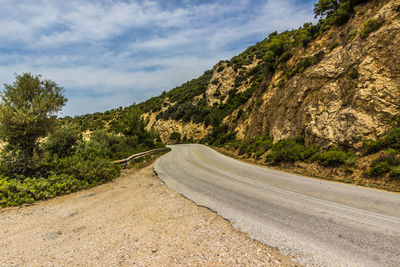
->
(238, 0, 400, 148)
(147, 0, 400, 148)
(144, 112, 210, 143)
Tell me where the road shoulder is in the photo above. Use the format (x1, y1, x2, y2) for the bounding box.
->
(0, 164, 297, 266)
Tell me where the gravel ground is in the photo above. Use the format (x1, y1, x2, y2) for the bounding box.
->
(0, 164, 298, 266)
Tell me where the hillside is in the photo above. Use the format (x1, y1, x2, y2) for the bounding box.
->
(63, 0, 400, 191)
(139, 0, 399, 148)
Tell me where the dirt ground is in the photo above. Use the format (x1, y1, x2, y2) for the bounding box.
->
(0, 164, 297, 266)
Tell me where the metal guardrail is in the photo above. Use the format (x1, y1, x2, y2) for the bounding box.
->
(113, 147, 168, 168)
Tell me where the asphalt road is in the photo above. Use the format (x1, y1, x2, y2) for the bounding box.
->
(154, 144, 400, 266)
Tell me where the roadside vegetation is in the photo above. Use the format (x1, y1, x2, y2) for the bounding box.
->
(2, 0, 389, 206)
(0, 74, 163, 207)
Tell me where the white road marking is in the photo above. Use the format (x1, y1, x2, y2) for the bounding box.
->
(189, 149, 400, 225)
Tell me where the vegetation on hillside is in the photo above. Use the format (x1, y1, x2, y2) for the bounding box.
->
(3, 0, 391, 206)
(0, 74, 162, 207)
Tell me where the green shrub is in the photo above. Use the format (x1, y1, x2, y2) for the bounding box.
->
(170, 132, 181, 142)
(348, 29, 358, 41)
(362, 139, 381, 154)
(76, 130, 125, 160)
(43, 127, 81, 158)
(366, 161, 390, 177)
(318, 148, 357, 167)
(211, 79, 219, 85)
(213, 89, 221, 97)
(366, 149, 400, 178)
(54, 155, 121, 184)
(329, 42, 339, 51)
(217, 66, 225, 72)
(381, 127, 400, 150)
(266, 138, 318, 164)
(359, 19, 383, 39)
(0, 174, 88, 207)
(389, 167, 400, 179)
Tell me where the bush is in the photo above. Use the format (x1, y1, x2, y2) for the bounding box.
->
(76, 130, 125, 160)
(389, 167, 400, 180)
(329, 42, 339, 51)
(348, 29, 358, 41)
(267, 138, 318, 164)
(381, 127, 400, 150)
(0, 174, 88, 207)
(43, 127, 81, 158)
(362, 139, 381, 154)
(365, 150, 400, 178)
(359, 19, 383, 39)
(211, 79, 219, 85)
(170, 132, 181, 142)
(54, 154, 121, 184)
(318, 148, 357, 167)
(0, 157, 122, 208)
(366, 161, 390, 178)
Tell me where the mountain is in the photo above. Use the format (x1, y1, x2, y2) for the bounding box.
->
(62, 0, 400, 190)
(139, 0, 399, 150)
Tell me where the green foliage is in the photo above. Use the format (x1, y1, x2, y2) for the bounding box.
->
(362, 139, 381, 154)
(389, 167, 400, 180)
(363, 118, 400, 155)
(314, 0, 340, 18)
(365, 149, 399, 177)
(282, 51, 325, 80)
(329, 42, 339, 51)
(0, 73, 67, 175)
(0, 175, 87, 207)
(0, 156, 121, 208)
(211, 79, 219, 85)
(201, 124, 236, 147)
(315, 0, 369, 26)
(317, 148, 357, 167)
(217, 66, 225, 72)
(43, 127, 81, 158)
(233, 134, 273, 158)
(366, 161, 390, 178)
(267, 138, 319, 164)
(359, 19, 383, 39)
(170, 132, 181, 142)
(348, 29, 358, 40)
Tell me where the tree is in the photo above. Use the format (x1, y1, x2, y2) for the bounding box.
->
(314, 0, 369, 20)
(0, 73, 67, 175)
(314, 0, 340, 18)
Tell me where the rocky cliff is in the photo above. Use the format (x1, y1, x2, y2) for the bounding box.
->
(145, 0, 400, 148)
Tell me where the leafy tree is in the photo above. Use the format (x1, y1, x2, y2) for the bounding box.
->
(314, 0, 340, 18)
(0, 73, 67, 175)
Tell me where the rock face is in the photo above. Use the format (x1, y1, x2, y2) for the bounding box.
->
(239, 0, 400, 148)
(147, 0, 400, 148)
(144, 113, 210, 143)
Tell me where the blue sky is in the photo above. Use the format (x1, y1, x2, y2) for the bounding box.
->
(0, 0, 317, 116)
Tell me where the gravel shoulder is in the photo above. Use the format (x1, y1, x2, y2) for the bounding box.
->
(0, 164, 296, 266)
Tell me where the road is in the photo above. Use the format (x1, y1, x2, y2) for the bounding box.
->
(0, 165, 295, 266)
(154, 144, 400, 266)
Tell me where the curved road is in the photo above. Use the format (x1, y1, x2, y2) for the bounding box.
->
(154, 144, 400, 266)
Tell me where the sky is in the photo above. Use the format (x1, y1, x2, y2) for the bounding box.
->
(0, 0, 318, 117)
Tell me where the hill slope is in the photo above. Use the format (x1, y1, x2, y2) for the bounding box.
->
(141, 0, 399, 149)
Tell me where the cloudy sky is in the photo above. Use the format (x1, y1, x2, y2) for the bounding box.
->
(0, 0, 317, 116)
